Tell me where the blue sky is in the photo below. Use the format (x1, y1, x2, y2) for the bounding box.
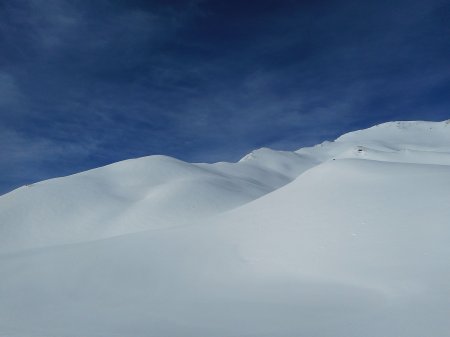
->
(1, 0, 449, 194)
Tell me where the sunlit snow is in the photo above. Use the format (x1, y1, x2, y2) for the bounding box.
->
(0, 120, 449, 337)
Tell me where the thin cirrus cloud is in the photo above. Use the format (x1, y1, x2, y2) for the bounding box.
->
(0, 0, 449, 194)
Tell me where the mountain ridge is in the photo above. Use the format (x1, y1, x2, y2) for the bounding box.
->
(1, 120, 449, 254)
(0, 119, 449, 336)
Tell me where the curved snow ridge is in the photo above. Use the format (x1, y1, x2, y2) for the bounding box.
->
(215, 157, 450, 285)
(335, 120, 450, 150)
(1, 119, 449, 254)
(0, 147, 318, 254)
(297, 120, 450, 165)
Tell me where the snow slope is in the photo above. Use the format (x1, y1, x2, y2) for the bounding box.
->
(0, 120, 449, 337)
(0, 149, 318, 253)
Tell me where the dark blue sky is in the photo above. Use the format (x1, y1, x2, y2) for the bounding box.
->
(1, 0, 449, 194)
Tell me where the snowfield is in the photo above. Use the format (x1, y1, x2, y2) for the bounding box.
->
(0, 120, 449, 336)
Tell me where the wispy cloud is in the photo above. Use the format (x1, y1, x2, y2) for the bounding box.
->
(0, 72, 25, 110)
(0, 126, 100, 193)
(0, 0, 449, 194)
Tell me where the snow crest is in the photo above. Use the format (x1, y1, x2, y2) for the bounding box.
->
(0, 120, 449, 337)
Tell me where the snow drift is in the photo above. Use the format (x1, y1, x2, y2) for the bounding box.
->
(0, 120, 449, 337)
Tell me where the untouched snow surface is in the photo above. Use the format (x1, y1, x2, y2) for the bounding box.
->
(0, 120, 450, 337)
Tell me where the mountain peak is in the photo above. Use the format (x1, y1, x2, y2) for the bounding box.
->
(335, 120, 450, 150)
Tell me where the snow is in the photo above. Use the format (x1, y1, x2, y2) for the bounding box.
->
(0, 150, 318, 253)
(0, 120, 449, 336)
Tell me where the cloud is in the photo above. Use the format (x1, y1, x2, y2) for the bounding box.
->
(0, 0, 448, 194)
(0, 126, 101, 194)
(0, 72, 25, 109)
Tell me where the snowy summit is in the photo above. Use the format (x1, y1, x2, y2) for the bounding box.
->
(0, 120, 449, 337)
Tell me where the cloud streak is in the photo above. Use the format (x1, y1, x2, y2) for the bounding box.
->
(0, 0, 449, 194)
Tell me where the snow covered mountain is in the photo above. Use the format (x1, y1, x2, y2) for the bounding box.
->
(0, 120, 449, 337)
(0, 148, 318, 253)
